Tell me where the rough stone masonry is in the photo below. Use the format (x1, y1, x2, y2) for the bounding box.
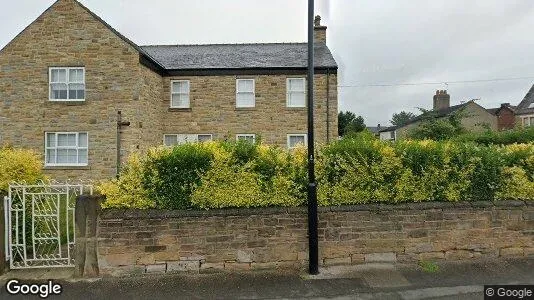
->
(96, 200, 534, 276)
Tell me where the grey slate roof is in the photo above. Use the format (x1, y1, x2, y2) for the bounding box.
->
(141, 43, 338, 70)
(366, 126, 380, 134)
(517, 84, 534, 115)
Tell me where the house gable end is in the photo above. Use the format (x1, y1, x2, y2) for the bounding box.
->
(0, 0, 164, 73)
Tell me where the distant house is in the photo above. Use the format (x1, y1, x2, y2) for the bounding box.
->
(379, 126, 396, 141)
(486, 84, 534, 130)
(366, 126, 381, 135)
(487, 103, 517, 131)
(515, 85, 534, 127)
(379, 90, 497, 141)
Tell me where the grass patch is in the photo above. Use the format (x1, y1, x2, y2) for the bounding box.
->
(419, 260, 440, 273)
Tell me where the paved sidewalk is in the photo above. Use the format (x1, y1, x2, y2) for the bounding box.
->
(0, 258, 533, 299)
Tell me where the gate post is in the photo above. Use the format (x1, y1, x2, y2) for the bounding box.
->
(0, 193, 6, 274)
(74, 194, 102, 278)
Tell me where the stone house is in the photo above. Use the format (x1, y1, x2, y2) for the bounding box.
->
(379, 90, 497, 141)
(513, 84, 534, 127)
(0, 0, 338, 181)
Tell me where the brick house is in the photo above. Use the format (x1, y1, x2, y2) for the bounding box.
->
(487, 84, 534, 130)
(488, 103, 517, 131)
(0, 0, 338, 181)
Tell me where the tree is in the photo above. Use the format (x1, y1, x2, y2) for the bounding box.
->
(407, 108, 467, 140)
(338, 111, 366, 136)
(390, 111, 416, 127)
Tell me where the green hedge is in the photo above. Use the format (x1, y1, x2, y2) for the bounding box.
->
(0, 146, 45, 192)
(98, 137, 534, 209)
(453, 126, 534, 145)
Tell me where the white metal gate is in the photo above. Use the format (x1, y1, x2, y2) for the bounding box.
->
(3, 183, 92, 269)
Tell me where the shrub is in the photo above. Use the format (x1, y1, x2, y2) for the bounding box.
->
(100, 137, 534, 210)
(318, 138, 403, 205)
(142, 144, 214, 209)
(192, 144, 307, 209)
(98, 153, 154, 209)
(496, 167, 534, 200)
(454, 126, 534, 145)
(191, 157, 265, 209)
(0, 147, 45, 192)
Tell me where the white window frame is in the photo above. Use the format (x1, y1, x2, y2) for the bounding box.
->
(287, 134, 307, 149)
(522, 115, 534, 127)
(197, 134, 213, 142)
(236, 134, 256, 144)
(45, 132, 88, 167)
(163, 134, 213, 146)
(170, 80, 191, 108)
(48, 67, 85, 101)
(286, 78, 306, 107)
(236, 79, 255, 108)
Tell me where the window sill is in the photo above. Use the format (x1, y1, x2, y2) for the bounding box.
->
(168, 108, 192, 112)
(286, 106, 307, 110)
(47, 100, 86, 106)
(44, 166, 90, 170)
(235, 107, 257, 111)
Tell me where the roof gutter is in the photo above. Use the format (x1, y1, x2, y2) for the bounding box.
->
(163, 66, 337, 77)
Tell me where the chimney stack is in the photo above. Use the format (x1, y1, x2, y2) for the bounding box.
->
(433, 90, 450, 111)
(314, 15, 327, 44)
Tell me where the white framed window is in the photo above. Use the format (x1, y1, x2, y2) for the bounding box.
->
(49, 67, 85, 101)
(45, 132, 88, 166)
(236, 134, 256, 144)
(171, 80, 190, 108)
(522, 116, 534, 127)
(163, 134, 213, 146)
(197, 134, 213, 142)
(286, 78, 306, 107)
(287, 134, 307, 149)
(236, 79, 255, 108)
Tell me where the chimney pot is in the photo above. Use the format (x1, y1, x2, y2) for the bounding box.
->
(313, 15, 327, 44)
(314, 15, 321, 26)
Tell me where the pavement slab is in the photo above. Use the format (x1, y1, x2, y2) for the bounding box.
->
(0, 258, 532, 299)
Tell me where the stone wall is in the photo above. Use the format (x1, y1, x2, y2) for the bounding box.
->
(0, 0, 147, 181)
(160, 74, 337, 148)
(97, 201, 534, 276)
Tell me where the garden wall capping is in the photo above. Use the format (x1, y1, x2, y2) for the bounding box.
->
(100, 200, 530, 219)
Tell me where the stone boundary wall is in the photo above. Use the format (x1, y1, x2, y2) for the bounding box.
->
(97, 201, 534, 276)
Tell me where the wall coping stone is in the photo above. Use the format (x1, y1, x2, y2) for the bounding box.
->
(493, 200, 527, 207)
(100, 200, 529, 220)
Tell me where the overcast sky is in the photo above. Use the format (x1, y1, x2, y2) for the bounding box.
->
(2, 0, 534, 126)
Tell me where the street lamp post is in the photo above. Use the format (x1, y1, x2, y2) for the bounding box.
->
(307, 0, 319, 275)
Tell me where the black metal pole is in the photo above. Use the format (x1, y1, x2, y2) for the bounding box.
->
(307, 0, 319, 275)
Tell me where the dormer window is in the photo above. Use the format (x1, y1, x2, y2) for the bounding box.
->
(49, 67, 85, 101)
